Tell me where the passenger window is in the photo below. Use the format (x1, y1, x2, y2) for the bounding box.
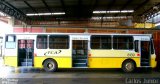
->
(5, 35, 16, 49)
(37, 35, 48, 49)
(91, 35, 111, 49)
(113, 36, 133, 50)
(49, 35, 69, 49)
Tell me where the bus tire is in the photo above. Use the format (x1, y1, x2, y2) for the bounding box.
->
(122, 60, 136, 73)
(43, 59, 57, 72)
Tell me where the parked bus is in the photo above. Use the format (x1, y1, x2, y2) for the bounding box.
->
(3, 33, 157, 72)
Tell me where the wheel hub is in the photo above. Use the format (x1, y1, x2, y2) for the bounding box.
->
(126, 63, 133, 71)
(47, 63, 54, 70)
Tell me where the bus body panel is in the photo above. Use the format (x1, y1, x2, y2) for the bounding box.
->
(35, 49, 71, 57)
(89, 50, 139, 57)
(89, 50, 140, 68)
(88, 57, 140, 68)
(4, 56, 17, 67)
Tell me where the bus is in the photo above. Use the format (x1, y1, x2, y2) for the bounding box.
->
(3, 33, 157, 72)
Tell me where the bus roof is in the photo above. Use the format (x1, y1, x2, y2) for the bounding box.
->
(4, 33, 152, 36)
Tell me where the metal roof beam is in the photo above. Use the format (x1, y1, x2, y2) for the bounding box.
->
(127, 0, 149, 17)
(140, 2, 160, 16)
(24, 1, 38, 13)
(134, 0, 150, 11)
(0, 1, 28, 22)
(41, 0, 51, 13)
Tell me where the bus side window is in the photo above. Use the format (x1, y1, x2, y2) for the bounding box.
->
(5, 35, 16, 49)
(36, 35, 48, 49)
(134, 40, 139, 52)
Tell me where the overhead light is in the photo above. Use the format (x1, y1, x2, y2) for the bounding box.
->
(26, 12, 65, 16)
(53, 12, 65, 15)
(108, 11, 120, 13)
(121, 10, 134, 13)
(91, 16, 132, 19)
(93, 11, 107, 14)
(93, 10, 134, 14)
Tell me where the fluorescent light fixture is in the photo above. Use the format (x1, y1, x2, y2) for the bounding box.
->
(53, 12, 65, 15)
(93, 11, 107, 14)
(121, 10, 134, 13)
(26, 12, 65, 16)
(108, 11, 120, 13)
(91, 16, 132, 19)
(93, 10, 134, 14)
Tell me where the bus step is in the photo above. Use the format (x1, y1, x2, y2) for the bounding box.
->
(21, 62, 32, 66)
(73, 63, 87, 67)
(141, 59, 149, 61)
(23, 59, 32, 62)
(141, 62, 149, 66)
(73, 56, 87, 59)
(73, 59, 87, 63)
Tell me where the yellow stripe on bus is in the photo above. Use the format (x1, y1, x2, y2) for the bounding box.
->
(4, 56, 18, 67)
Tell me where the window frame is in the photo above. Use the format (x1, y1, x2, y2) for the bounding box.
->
(36, 35, 48, 49)
(113, 35, 134, 50)
(5, 35, 16, 49)
(49, 35, 69, 49)
(90, 35, 112, 50)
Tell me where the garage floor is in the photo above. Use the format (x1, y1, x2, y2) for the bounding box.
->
(0, 65, 160, 84)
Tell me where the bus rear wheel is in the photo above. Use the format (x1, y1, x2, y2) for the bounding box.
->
(43, 59, 57, 72)
(122, 60, 135, 73)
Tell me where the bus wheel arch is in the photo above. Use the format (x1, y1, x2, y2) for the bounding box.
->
(42, 58, 58, 72)
(122, 59, 136, 73)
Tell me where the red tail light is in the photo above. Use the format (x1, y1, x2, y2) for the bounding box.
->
(137, 53, 140, 56)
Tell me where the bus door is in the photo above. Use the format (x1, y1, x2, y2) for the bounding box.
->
(72, 36, 89, 67)
(140, 41, 150, 66)
(18, 40, 34, 67)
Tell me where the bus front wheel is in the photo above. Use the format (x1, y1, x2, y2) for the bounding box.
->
(122, 60, 136, 73)
(43, 59, 58, 72)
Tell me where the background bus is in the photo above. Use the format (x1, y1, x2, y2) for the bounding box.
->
(3, 33, 157, 72)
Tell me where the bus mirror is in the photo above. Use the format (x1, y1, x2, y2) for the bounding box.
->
(134, 40, 139, 52)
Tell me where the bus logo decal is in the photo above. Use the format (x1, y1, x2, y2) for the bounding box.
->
(44, 50, 62, 56)
(127, 53, 135, 57)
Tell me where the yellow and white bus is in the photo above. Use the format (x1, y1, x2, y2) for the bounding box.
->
(3, 33, 157, 72)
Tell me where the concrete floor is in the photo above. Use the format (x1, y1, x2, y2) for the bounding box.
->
(0, 67, 160, 84)
(0, 58, 160, 84)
